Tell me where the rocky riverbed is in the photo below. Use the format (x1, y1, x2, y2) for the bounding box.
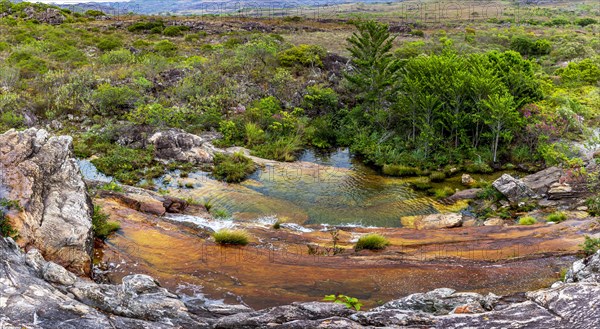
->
(2, 128, 600, 328)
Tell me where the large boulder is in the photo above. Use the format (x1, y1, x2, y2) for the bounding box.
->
(148, 129, 219, 164)
(522, 166, 563, 195)
(0, 128, 93, 275)
(492, 174, 538, 203)
(412, 213, 463, 229)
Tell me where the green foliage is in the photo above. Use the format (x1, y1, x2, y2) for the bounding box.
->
(354, 233, 390, 251)
(0, 111, 25, 130)
(510, 36, 552, 56)
(92, 83, 139, 116)
(212, 152, 256, 183)
(92, 205, 120, 240)
(277, 44, 326, 67)
(85, 10, 105, 17)
(91, 145, 156, 185)
(99, 181, 123, 192)
(97, 36, 123, 51)
(153, 40, 177, 56)
(432, 186, 454, 199)
(0, 211, 17, 238)
(212, 208, 229, 219)
(302, 85, 339, 117)
(547, 211, 567, 223)
(163, 25, 188, 37)
(580, 235, 600, 256)
(8, 50, 48, 77)
(518, 216, 537, 225)
(128, 20, 165, 33)
(99, 48, 135, 65)
(586, 196, 600, 216)
(213, 229, 249, 246)
(382, 164, 418, 177)
(126, 103, 185, 127)
(576, 18, 597, 27)
(323, 294, 363, 311)
(557, 58, 600, 85)
(252, 135, 304, 162)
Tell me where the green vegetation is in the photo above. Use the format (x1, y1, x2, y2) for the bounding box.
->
(92, 205, 120, 240)
(518, 216, 537, 225)
(580, 235, 600, 256)
(587, 196, 600, 216)
(212, 152, 256, 183)
(0, 198, 20, 238)
(354, 233, 390, 251)
(213, 229, 250, 246)
(323, 294, 363, 311)
(212, 208, 229, 219)
(547, 211, 567, 223)
(0, 2, 596, 189)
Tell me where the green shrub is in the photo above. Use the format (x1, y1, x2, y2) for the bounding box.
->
(547, 211, 567, 223)
(518, 216, 537, 225)
(100, 181, 123, 192)
(91, 145, 156, 185)
(212, 152, 256, 183)
(153, 40, 177, 56)
(429, 171, 446, 182)
(126, 104, 185, 127)
(382, 164, 418, 177)
(97, 37, 123, 51)
(465, 162, 493, 174)
(580, 235, 600, 256)
(576, 18, 598, 27)
(0, 111, 24, 130)
(128, 20, 165, 33)
(558, 58, 600, 85)
(354, 233, 390, 251)
(85, 9, 105, 17)
(277, 44, 326, 67)
(252, 136, 303, 162)
(244, 122, 265, 147)
(0, 211, 17, 238)
(163, 25, 188, 37)
(410, 178, 432, 191)
(212, 208, 229, 218)
(8, 51, 48, 77)
(213, 229, 249, 246)
(92, 205, 120, 240)
(99, 49, 135, 65)
(586, 196, 600, 216)
(92, 83, 139, 116)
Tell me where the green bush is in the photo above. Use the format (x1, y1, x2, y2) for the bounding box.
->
(410, 178, 432, 191)
(432, 186, 454, 199)
(354, 233, 390, 251)
(586, 196, 600, 216)
(465, 162, 493, 174)
(581, 235, 600, 256)
(518, 216, 537, 225)
(92, 205, 120, 240)
(92, 83, 139, 116)
(302, 85, 338, 117)
(128, 20, 165, 33)
(213, 229, 249, 246)
(8, 51, 48, 77)
(576, 18, 598, 27)
(212, 152, 256, 183)
(252, 136, 303, 162)
(429, 171, 446, 182)
(99, 49, 135, 65)
(163, 25, 188, 37)
(126, 104, 185, 127)
(153, 40, 177, 56)
(558, 58, 600, 85)
(277, 44, 326, 67)
(85, 9, 105, 17)
(0, 111, 24, 130)
(547, 211, 567, 223)
(91, 145, 156, 185)
(0, 211, 17, 238)
(97, 37, 123, 51)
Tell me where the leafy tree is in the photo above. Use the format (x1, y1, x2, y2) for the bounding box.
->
(482, 93, 521, 162)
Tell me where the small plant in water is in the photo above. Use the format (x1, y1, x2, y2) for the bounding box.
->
(354, 233, 390, 251)
(213, 229, 249, 246)
(273, 220, 282, 229)
(212, 208, 229, 218)
(323, 294, 363, 311)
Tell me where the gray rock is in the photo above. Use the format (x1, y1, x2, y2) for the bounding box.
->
(492, 174, 538, 203)
(0, 128, 93, 275)
(149, 129, 219, 165)
(565, 250, 600, 283)
(43, 261, 77, 286)
(413, 213, 463, 229)
(446, 188, 481, 203)
(522, 166, 563, 195)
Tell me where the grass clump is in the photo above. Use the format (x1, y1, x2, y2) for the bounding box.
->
(429, 171, 446, 182)
(213, 229, 250, 246)
(518, 216, 537, 225)
(382, 164, 419, 177)
(354, 233, 390, 251)
(410, 178, 432, 191)
(547, 211, 567, 223)
(92, 205, 120, 240)
(212, 208, 229, 219)
(212, 152, 256, 183)
(430, 186, 454, 199)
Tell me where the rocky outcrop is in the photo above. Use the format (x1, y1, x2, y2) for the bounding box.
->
(24, 7, 65, 25)
(148, 129, 220, 165)
(0, 128, 93, 275)
(493, 173, 539, 203)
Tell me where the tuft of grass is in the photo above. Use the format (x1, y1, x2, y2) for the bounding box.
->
(410, 178, 432, 191)
(431, 186, 454, 199)
(354, 233, 390, 251)
(382, 164, 418, 177)
(213, 229, 250, 246)
(212, 208, 229, 218)
(547, 211, 567, 223)
(429, 171, 446, 182)
(202, 199, 214, 212)
(212, 152, 256, 183)
(273, 220, 282, 229)
(518, 216, 537, 225)
(580, 235, 600, 256)
(92, 205, 121, 240)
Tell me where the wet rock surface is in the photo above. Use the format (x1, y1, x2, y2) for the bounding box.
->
(0, 128, 93, 275)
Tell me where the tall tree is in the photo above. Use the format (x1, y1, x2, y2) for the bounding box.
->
(482, 94, 521, 163)
(345, 20, 399, 118)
